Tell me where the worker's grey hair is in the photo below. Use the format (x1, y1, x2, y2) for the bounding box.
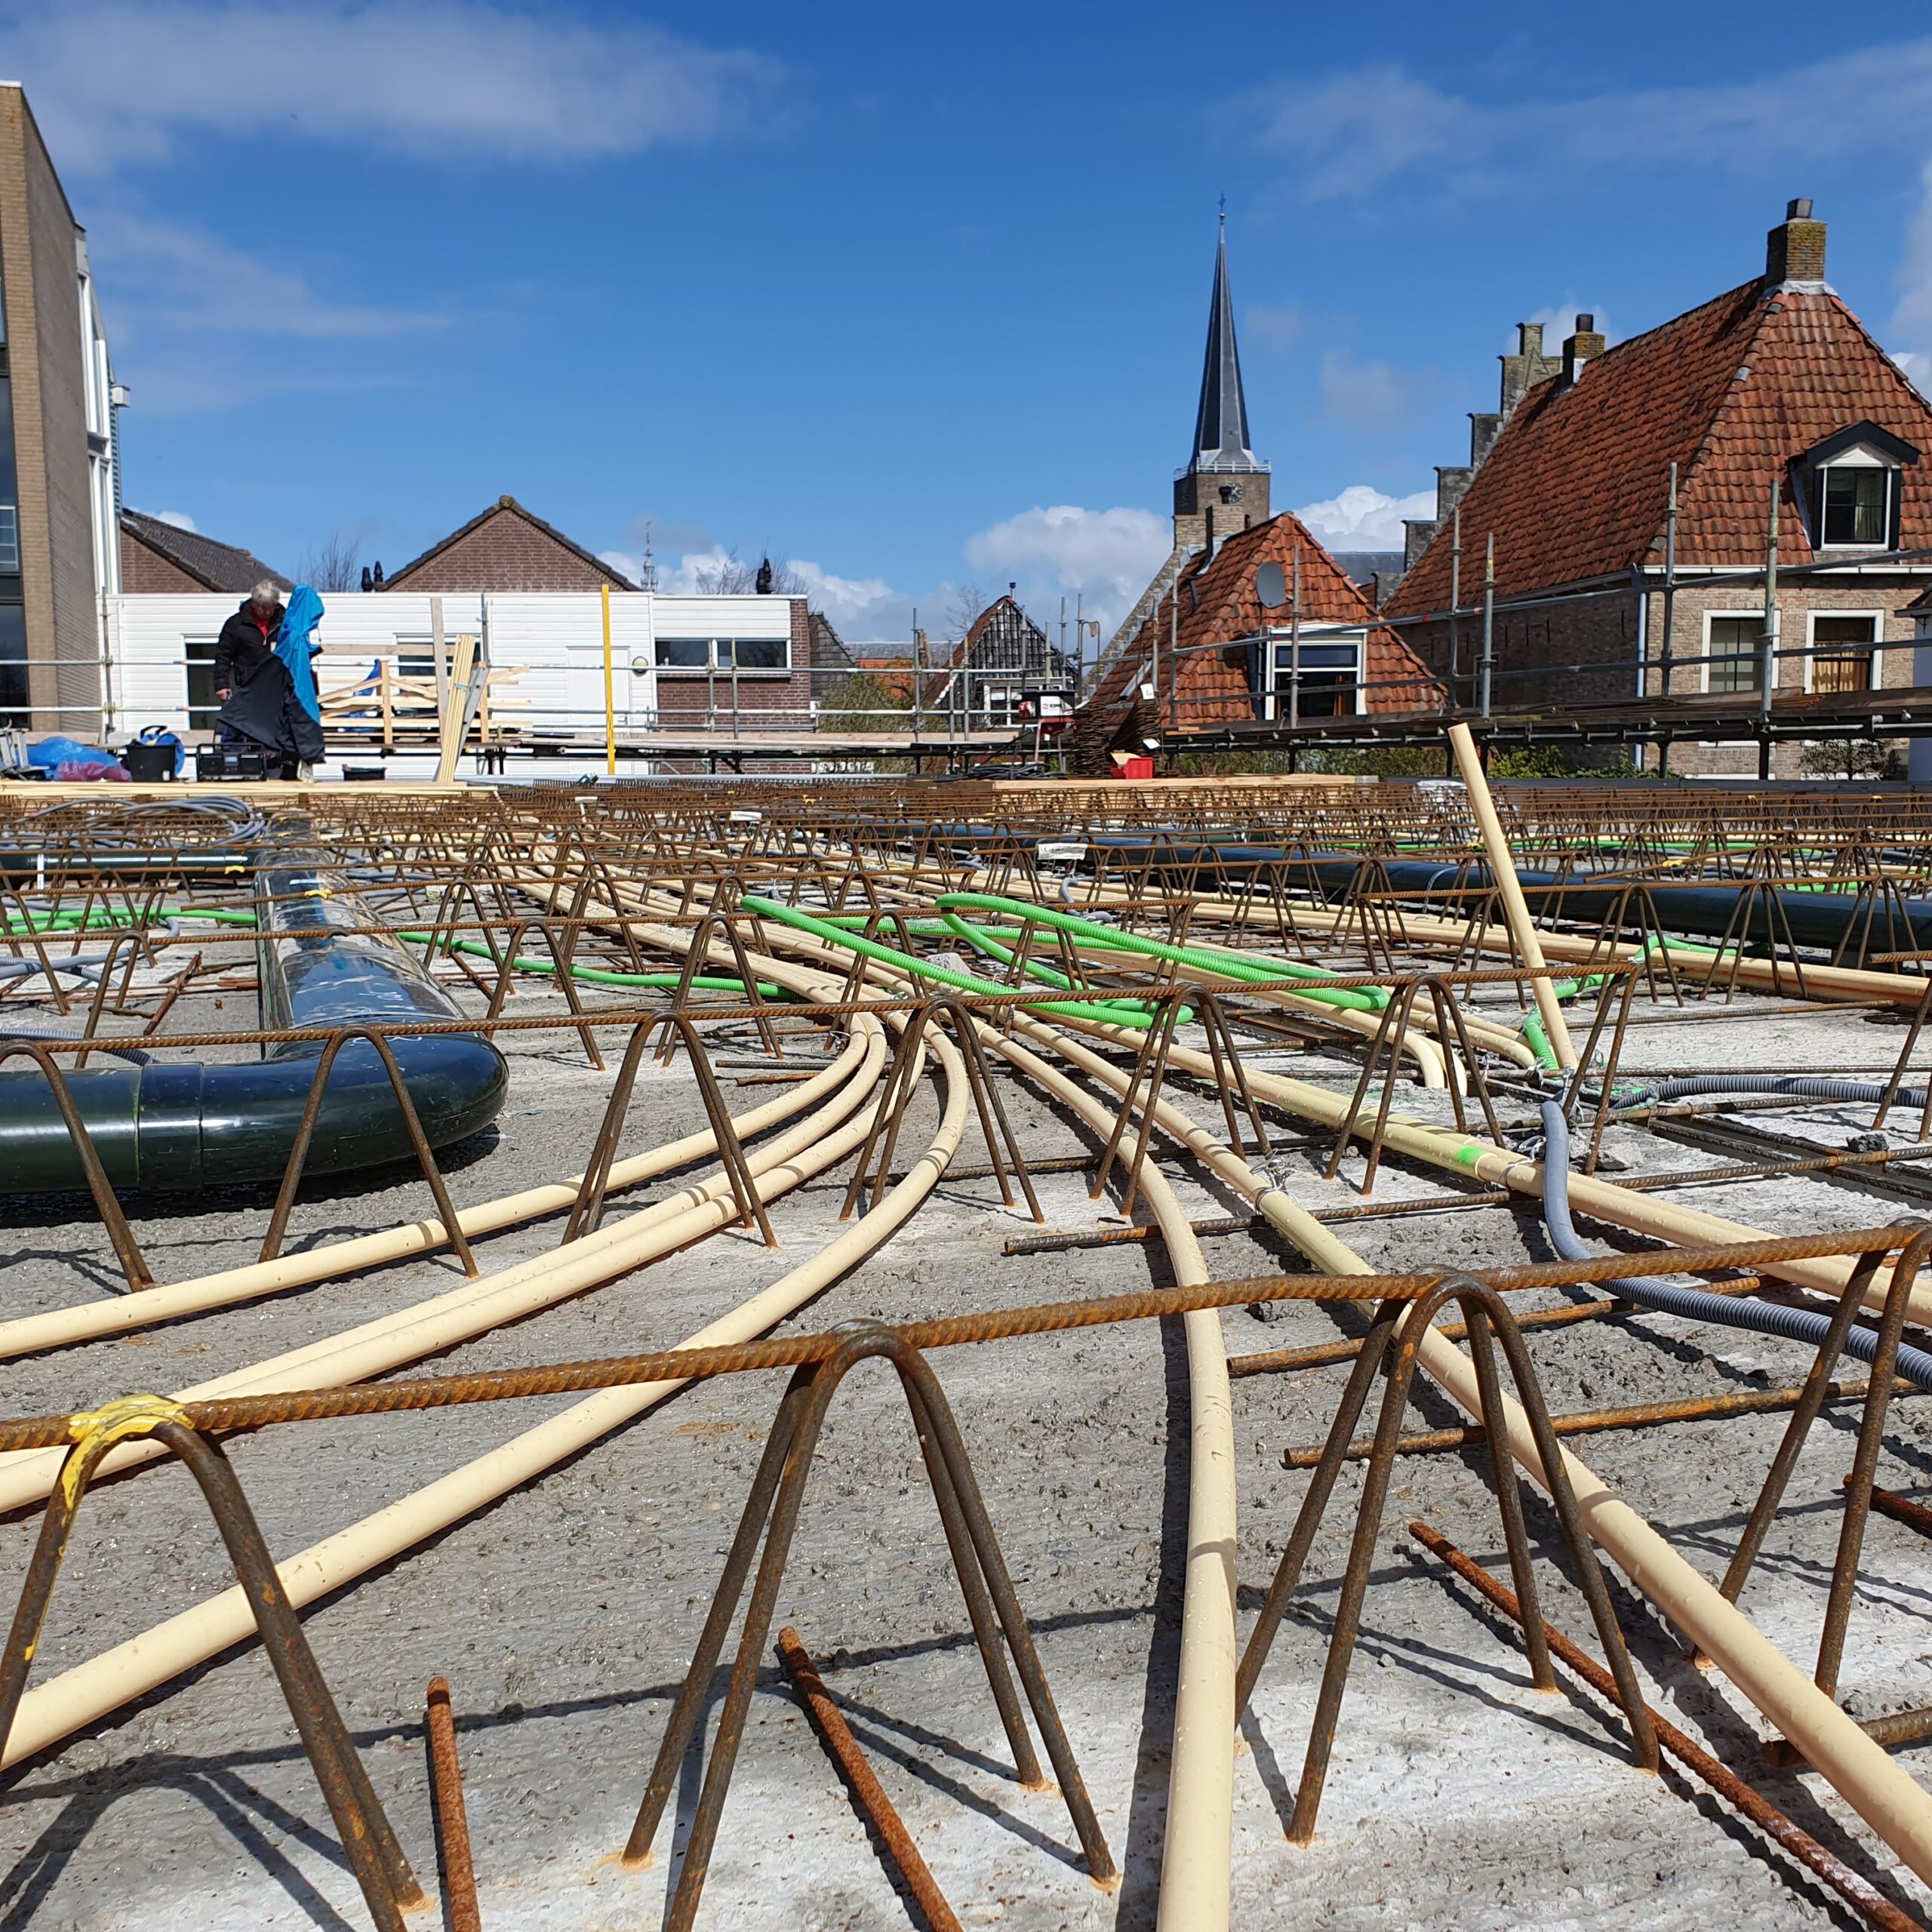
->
(251, 579, 281, 605)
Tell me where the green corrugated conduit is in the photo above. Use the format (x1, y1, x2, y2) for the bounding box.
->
(931, 891, 1389, 1014)
(737, 895, 1180, 1026)
(5, 905, 783, 997)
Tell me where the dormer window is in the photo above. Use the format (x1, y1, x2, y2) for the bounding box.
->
(1797, 420, 1918, 552)
(1820, 463, 1890, 546)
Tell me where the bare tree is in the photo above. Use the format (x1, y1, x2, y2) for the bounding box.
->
(694, 547, 809, 598)
(946, 583, 989, 641)
(294, 531, 362, 592)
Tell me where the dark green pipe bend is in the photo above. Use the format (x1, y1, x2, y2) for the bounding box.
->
(0, 857, 506, 1195)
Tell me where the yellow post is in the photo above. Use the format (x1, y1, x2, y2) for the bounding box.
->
(601, 582, 616, 777)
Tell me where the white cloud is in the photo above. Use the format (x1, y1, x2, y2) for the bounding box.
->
(1294, 484, 1432, 551)
(0, 2, 780, 174)
(1893, 158, 1932, 373)
(1245, 63, 1480, 200)
(655, 546, 740, 595)
(1318, 349, 1426, 433)
(963, 504, 1169, 635)
(86, 209, 441, 414)
(152, 509, 197, 531)
(1245, 300, 1306, 349)
(604, 509, 1175, 651)
(92, 211, 440, 340)
(635, 547, 914, 641)
(787, 559, 905, 632)
(1243, 42, 1932, 199)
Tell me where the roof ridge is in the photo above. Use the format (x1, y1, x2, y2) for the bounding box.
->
(1672, 287, 1925, 564)
(121, 507, 289, 592)
(1391, 276, 1777, 610)
(383, 495, 636, 591)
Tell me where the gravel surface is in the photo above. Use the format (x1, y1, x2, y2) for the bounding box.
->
(4, 980, 1932, 1930)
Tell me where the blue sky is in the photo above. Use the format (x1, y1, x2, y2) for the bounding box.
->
(11, 1, 1932, 643)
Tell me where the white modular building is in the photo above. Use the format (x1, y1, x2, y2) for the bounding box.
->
(100, 589, 808, 749)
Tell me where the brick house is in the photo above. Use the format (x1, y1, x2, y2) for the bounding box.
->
(118, 509, 288, 596)
(380, 496, 635, 593)
(374, 496, 815, 734)
(943, 593, 1075, 728)
(1075, 512, 1443, 771)
(647, 592, 814, 733)
(1384, 201, 1932, 776)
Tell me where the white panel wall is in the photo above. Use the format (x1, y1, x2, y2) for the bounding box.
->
(651, 596, 791, 643)
(101, 591, 789, 739)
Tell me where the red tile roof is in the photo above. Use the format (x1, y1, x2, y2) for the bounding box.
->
(1093, 512, 1442, 721)
(1388, 280, 1932, 617)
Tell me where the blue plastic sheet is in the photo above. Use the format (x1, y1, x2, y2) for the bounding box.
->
(277, 585, 325, 721)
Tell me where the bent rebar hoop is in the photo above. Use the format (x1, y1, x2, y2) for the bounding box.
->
(1236, 1274, 1657, 1845)
(1718, 1226, 1932, 1700)
(620, 1324, 1113, 1929)
(0, 1040, 153, 1291)
(561, 1011, 777, 1248)
(0, 1398, 425, 1932)
(258, 1025, 479, 1274)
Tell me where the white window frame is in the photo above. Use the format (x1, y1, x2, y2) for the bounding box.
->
(1262, 627, 1364, 721)
(183, 632, 221, 729)
(1804, 608, 1883, 696)
(1700, 610, 1767, 697)
(1812, 444, 1895, 552)
(652, 636, 792, 677)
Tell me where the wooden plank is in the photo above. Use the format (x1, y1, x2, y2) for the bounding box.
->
(437, 634, 479, 783)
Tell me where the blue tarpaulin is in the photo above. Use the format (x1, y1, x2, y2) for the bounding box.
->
(277, 585, 325, 721)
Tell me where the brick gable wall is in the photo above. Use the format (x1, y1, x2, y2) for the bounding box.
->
(119, 528, 208, 594)
(385, 507, 626, 592)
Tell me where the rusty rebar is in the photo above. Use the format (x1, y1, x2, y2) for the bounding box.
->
(0, 1227, 1916, 1457)
(1282, 1376, 1907, 1467)
(1228, 1297, 1642, 1379)
(0, 1407, 424, 1930)
(776, 1626, 964, 1932)
(425, 1677, 481, 1932)
(1865, 1478, 1932, 1540)
(1410, 1521, 1926, 1932)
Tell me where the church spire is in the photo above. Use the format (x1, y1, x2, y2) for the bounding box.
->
(1189, 210, 1257, 472)
(1171, 211, 1268, 553)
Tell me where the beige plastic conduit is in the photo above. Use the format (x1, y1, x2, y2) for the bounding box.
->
(0, 977, 892, 1512)
(1449, 721, 1576, 1068)
(737, 921, 1239, 1932)
(1249, 1188, 1932, 1891)
(993, 1000, 1932, 1895)
(0, 1024, 876, 1364)
(1057, 934, 1542, 1077)
(2, 1009, 971, 1771)
(1049, 1016, 1932, 1331)
(1088, 881, 1932, 1011)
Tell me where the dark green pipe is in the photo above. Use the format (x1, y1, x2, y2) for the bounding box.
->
(0, 857, 506, 1195)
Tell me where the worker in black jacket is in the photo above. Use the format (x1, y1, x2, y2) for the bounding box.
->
(213, 580, 316, 778)
(212, 582, 285, 699)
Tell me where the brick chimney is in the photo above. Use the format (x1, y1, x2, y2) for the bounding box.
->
(1561, 314, 1605, 386)
(1765, 198, 1826, 286)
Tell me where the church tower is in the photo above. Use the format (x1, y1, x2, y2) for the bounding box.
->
(1173, 213, 1269, 552)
